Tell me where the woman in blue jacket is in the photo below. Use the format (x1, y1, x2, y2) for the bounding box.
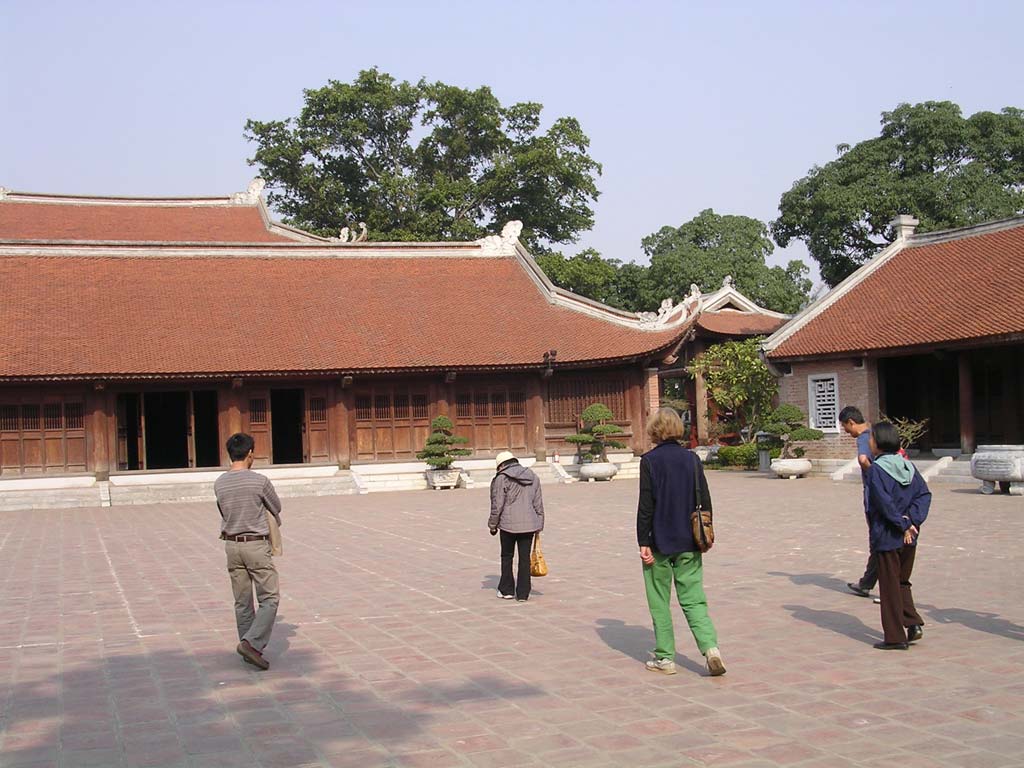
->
(866, 421, 931, 650)
(636, 408, 725, 676)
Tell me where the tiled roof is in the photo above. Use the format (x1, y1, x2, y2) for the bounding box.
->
(0, 253, 688, 378)
(0, 198, 302, 243)
(697, 312, 786, 337)
(767, 220, 1024, 359)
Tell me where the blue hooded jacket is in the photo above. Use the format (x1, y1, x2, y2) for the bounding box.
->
(865, 455, 931, 553)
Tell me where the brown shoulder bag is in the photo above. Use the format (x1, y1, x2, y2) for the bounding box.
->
(690, 455, 714, 553)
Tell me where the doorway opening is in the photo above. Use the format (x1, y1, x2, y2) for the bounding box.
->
(144, 391, 190, 469)
(193, 390, 220, 468)
(271, 389, 304, 464)
(118, 393, 143, 470)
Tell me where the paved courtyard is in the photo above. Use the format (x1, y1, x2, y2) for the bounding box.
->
(1, 473, 1022, 768)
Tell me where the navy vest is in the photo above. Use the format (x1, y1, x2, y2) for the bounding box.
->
(645, 441, 699, 555)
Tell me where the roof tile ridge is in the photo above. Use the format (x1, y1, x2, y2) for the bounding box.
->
(905, 215, 1024, 247)
(762, 238, 906, 356)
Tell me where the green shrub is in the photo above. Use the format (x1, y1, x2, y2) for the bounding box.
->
(789, 426, 824, 442)
(718, 443, 759, 469)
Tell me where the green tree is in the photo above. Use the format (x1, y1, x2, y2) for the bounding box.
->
(643, 209, 811, 314)
(534, 249, 623, 306)
(245, 68, 602, 250)
(687, 338, 777, 443)
(773, 101, 1024, 286)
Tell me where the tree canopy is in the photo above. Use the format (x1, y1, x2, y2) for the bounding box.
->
(772, 101, 1024, 286)
(537, 209, 811, 315)
(686, 337, 777, 443)
(245, 68, 602, 250)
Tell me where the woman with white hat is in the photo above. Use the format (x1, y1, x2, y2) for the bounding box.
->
(488, 451, 545, 602)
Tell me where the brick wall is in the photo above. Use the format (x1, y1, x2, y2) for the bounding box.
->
(777, 358, 881, 460)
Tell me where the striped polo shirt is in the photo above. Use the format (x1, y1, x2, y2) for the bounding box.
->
(214, 469, 282, 536)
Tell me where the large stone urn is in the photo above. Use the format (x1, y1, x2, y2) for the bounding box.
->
(971, 445, 1024, 496)
(770, 458, 813, 479)
(578, 462, 618, 481)
(425, 468, 461, 490)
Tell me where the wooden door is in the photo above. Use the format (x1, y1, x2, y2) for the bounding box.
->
(305, 386, 330, 463)
(245, 389, 272, 466)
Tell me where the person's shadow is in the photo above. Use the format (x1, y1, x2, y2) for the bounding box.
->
(918, 604, 1024, 641)
(768, 571, 856, 595)
(594, 618, 705, 674)
(781, 604, 882, 645)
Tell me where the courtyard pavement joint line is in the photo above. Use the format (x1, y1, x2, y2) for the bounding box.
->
(311, 510, 492, 563)
(94, 525, 147, 639)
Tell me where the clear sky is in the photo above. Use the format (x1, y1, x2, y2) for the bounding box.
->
(2, 0, 1021, 285)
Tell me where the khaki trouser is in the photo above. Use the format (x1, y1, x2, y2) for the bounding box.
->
(225, 539, 279, 651)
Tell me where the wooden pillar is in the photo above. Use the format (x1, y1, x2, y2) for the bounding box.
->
(526, 375, 546, 460)
(333, 381, 352, 469)
(219, 383, 244, 465)
(958, 351, 975, 454)
(87, 387, 113, 480)
(691, 340, 710, 444)
(625, 368, 646, 455)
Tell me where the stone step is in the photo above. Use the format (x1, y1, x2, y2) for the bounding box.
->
(0, 488, 103, 511)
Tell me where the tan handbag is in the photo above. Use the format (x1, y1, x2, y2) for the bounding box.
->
(530, 532, 548, 577)
(266, 511, 283, 556)
(690, 457, 714, 553)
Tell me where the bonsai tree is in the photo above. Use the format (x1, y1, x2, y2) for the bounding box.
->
(881, 413, 930, 451)
(564, 403, 626, 462)
(416, 415, 471, 470)
(762, 403, 823, 458)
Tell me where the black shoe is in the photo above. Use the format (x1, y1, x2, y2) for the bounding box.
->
(907, 625, 923, 643)
(873, 641, 909, 650)
(847, 582, 871, 598)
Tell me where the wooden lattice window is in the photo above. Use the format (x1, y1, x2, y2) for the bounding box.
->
(308, 397, 327, 424)
(808, 374, 839, 433)
(20, 405, 40, 431)
(0, 405, 18, 431)
(509, 392, 526, 417)
(64, 403, 84, 430)
(355, 395, 373, 421)
(394, 394, 410, 420)
(547, 378, 626, 422)
(412, 394, 429, 419)
(456, 393, 472, 418)
(43, 404, 62, 431)
(249, 398, 268, 425)
(491, 392, 507, 417)
(374, 394, 391, 420)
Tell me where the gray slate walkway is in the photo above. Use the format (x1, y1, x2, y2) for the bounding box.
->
(1, 473, 1022, 767)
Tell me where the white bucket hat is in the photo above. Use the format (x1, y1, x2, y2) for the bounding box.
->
(495, 451, 516, 468)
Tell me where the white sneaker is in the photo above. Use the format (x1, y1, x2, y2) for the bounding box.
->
(645, 655, 677, 675)
(496, 590, 514, 600)
(705, 647, 726, 676)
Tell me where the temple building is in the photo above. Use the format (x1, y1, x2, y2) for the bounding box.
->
(1, 181, 715, 479)
(762, 215, 1024, 457)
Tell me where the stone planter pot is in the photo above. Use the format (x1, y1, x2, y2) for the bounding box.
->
(425, 468, 461, 490)
(971, 445, 1024, 496)
(578, 462, 618, 481)
(770, 458, 812, 479)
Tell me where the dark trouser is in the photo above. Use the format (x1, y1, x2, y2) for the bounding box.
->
(858, 552, 878, 590)
(498, 530, 535, 600)
(876, 545, 924, 644)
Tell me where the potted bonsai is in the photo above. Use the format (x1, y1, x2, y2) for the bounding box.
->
(881, 414, 930, 457)
(762, 404, 823, 479)
(564, 403, 626, 481)
(416, 415, 471, 489)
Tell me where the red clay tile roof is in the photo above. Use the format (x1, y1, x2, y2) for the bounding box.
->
(0, 253, 688, 378)
(0, 200, 300, 243)
(697, 312, 786, 337)
(768, 221, 1024, 358)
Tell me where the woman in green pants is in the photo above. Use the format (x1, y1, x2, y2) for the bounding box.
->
(636, 407, 725, 676)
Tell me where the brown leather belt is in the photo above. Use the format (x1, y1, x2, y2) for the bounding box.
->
(221, 534, 269, 542)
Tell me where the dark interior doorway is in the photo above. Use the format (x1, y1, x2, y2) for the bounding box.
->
(144, 391, 190, 469)
(193, 390, 220, 468)
(118, 393, 142, 470)
(271, 389, 304, 464)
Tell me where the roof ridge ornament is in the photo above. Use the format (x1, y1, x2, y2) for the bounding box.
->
(230, 178, 266, 205)
(636, 291, 703, 329)
(476, 220, 523, 255)
(336, 222, 368, 243)
(0, 186, 10, 201)
(723, 275, 734, 288)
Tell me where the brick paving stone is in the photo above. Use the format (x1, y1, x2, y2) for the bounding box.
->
(0, 477, 1022, 768)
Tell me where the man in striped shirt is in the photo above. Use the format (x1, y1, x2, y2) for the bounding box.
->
(215, 432, 282, 670)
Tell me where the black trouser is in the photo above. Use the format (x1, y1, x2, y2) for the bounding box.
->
(858, 552, 878, 590)
(498, 530, 535, 601)
(876, 545, 924, 644)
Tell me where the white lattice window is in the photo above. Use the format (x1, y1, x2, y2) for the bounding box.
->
(807, 374, 839, 433)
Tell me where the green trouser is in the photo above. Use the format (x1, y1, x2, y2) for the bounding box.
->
(643, 550, 718, 659)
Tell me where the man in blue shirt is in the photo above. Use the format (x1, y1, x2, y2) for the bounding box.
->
(840, 406, 877, 598)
